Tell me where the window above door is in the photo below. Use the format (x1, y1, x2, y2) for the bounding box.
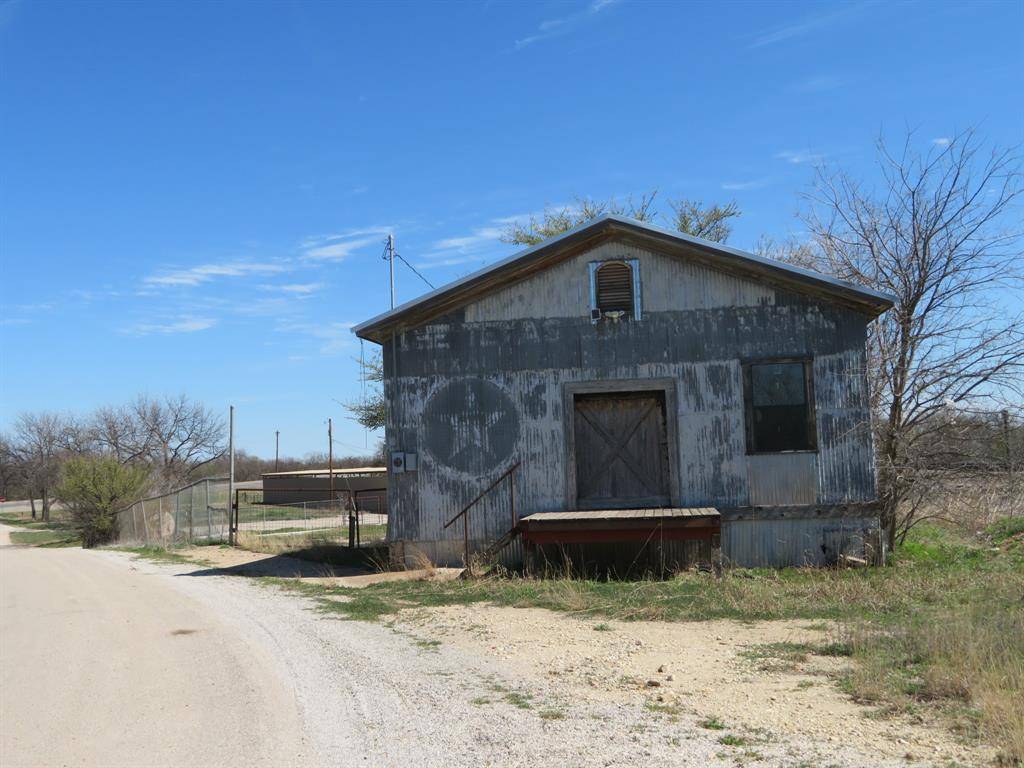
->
(589, 258, 641, 323)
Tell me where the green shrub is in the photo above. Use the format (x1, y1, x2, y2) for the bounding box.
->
(57, 457, 147, 547)
(986, 516, 1024, 545)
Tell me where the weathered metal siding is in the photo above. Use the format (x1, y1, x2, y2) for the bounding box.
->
(465, 241, 777, 321)
(383, 240, 877, 567)
(747, 454, 818, 505)
(722, 516, 880, 567)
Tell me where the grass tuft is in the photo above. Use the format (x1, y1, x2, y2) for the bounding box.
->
(718, 734, 748, 746)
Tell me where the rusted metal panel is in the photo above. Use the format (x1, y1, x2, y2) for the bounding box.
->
(722, 516, 880, 567)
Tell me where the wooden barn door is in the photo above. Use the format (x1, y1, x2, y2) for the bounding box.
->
(573, 391, 670, 509)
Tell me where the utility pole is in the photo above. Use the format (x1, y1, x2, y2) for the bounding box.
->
(384, 233, 398, 542)
(328, 418, 334, 502)
(274, 430, 280, 472)
(228, 405, 235, 545)
(386, 234, 396, 310)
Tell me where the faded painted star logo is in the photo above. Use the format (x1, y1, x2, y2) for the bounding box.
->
(422, 379, 519, 475)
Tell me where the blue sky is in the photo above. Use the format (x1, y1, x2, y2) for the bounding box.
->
(1, 0, 1022, 459)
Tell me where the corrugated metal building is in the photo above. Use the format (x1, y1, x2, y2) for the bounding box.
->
(354, 215, 893, 571)
(261, 468, 388, 512)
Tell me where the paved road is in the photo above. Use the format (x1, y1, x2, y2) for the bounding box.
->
(0, 500, 61, 518)
(0, 524, 899, 768)
(0, 524, 308, 768)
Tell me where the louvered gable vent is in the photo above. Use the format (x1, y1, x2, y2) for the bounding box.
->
(595, 262, 634, 315)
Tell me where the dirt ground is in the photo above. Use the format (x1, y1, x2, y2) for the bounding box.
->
(394, 604, 995, 767)
(184, 544, 993, 766)
(4, 530, 998, 767)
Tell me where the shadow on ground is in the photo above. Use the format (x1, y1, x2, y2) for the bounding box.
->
(178, 544, 387, 579)
(179, 556, 368, 579)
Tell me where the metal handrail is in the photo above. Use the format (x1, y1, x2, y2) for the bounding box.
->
(442, 460, 521, 572)
(443, 461, 521, 529)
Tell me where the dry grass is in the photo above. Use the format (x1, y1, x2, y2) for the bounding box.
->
(407, 546, 437, 578)
(246, 476, 1022, 761)
(837, 519, 1024, 765)
(278, 516, 1021, 762)
(918, 472, 1023, 531)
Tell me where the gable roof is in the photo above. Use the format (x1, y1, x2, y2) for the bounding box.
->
(353, 214, 895, 344)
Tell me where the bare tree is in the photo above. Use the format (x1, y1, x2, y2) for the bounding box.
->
(12, 412, 68, 520)
(91, 404, 153, 464)
(0, 433, 27, 500)
(57, 415, 97, 456)
(131, 395, 225, 488)
(801, 129, 1023, 548)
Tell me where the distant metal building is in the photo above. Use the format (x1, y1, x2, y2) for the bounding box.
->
(261, 467, 388, 513)
(353, 215, 893, 571)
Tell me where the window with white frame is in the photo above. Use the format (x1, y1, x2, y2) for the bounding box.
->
(589, 258, 641, 322)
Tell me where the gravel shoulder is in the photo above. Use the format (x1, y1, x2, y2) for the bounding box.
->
(1, 533, 990, 767)
(395, 604, 993, 767)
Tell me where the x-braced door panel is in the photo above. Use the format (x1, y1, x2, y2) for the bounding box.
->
(573, 391, 670, 509)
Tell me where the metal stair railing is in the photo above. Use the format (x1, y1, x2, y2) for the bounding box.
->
(442, 461, 521, 573)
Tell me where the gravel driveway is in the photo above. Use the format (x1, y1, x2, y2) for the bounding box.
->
(2, 530, 921, 767)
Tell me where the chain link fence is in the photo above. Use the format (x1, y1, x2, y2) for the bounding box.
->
(234, 489, 387, 551)
(115, 478, 230, 545)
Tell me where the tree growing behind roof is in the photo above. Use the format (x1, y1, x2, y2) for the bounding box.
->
(345, 353, 387, 432)
(501, 192, 741, 246)
(793, 128, 1023, 549)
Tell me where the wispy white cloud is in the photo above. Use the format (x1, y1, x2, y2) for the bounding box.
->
(749, 3, 867, 48)
(418, 254, 490, 270)
(300, 227, 390, 249)
(125, 317, 217, 336)
(789, 74, 842, 93)
(303, 236, 381, 261)
(300, 227, 390, 261)
(515, 0, 621, 49)
(721, 178, 772, 191)
(144, 261, 287, 288)
(6, 301, 55, 315)
(432, 226, 505, 252)
(417, 218, 518, 269)
(259, 282, 324, 295)
(275, 320, 357, 355)
(932, 137, 952, 147)
(775, 149, 824, 165)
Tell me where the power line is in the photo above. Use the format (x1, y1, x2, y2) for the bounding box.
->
(382, 234, 435, 294)
(394, 251, 435, 291)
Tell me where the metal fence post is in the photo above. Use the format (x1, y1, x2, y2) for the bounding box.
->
(509, 471, 516, 528)
(205, 480, 212, 541)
